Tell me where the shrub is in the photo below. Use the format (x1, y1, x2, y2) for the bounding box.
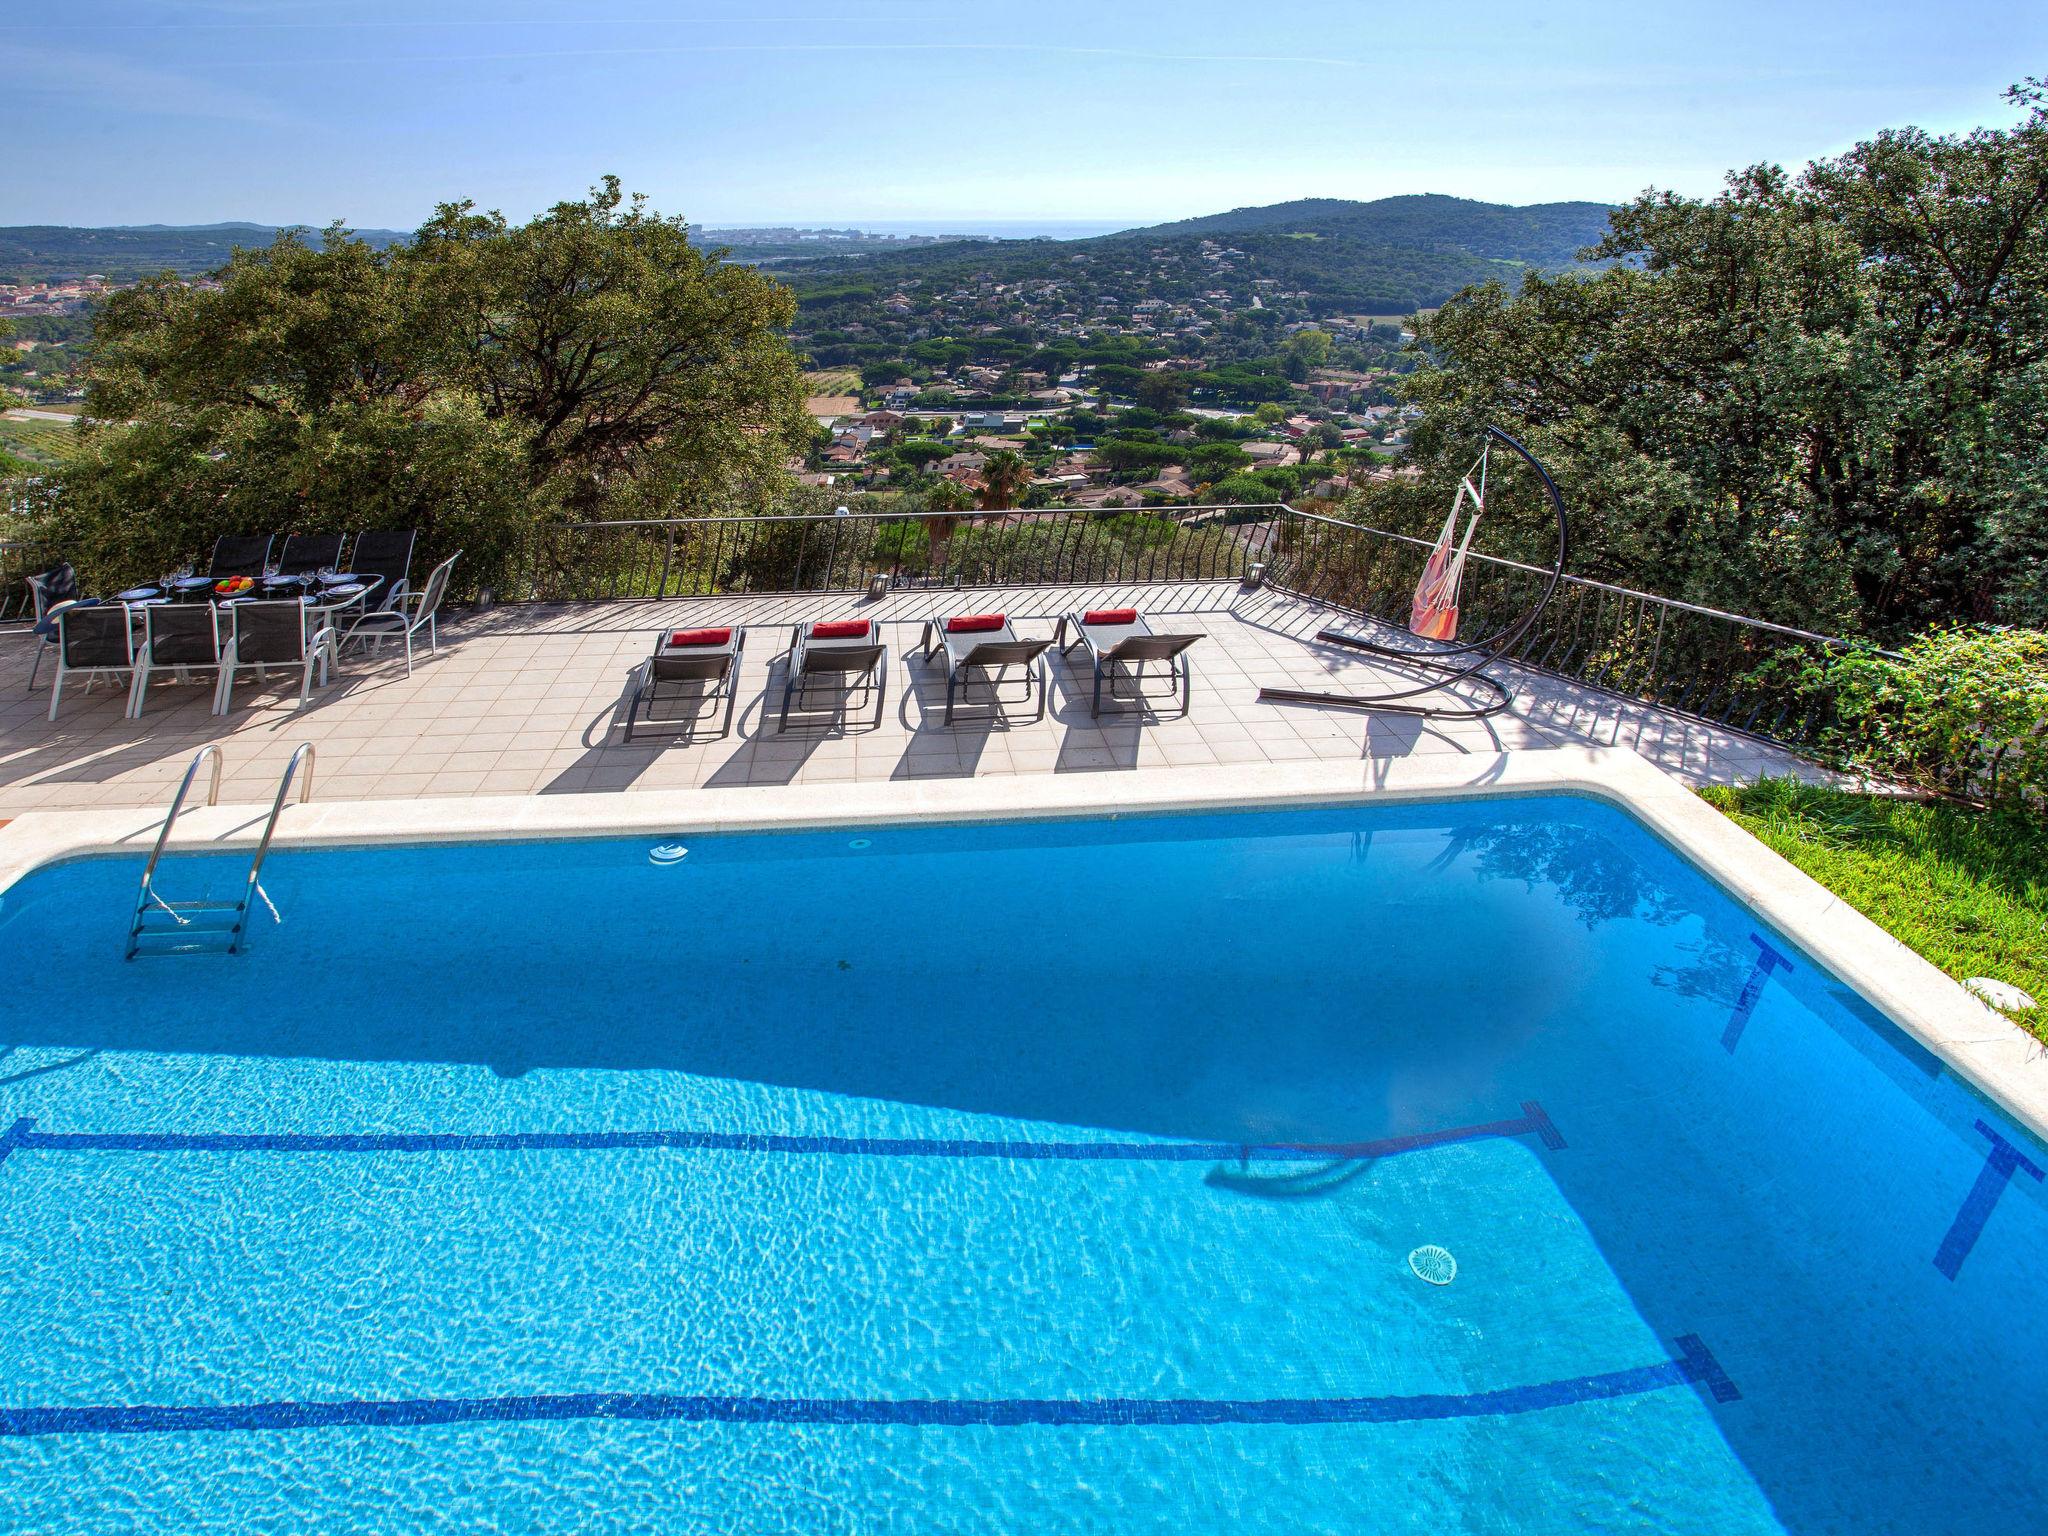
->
(1823, 627, 2048, 807)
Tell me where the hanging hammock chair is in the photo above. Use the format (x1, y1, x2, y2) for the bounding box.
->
(1259, 425, 1569, 720)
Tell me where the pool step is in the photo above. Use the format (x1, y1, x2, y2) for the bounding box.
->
(129, 896, 251, 955)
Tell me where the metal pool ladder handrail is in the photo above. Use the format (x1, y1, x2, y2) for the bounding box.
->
(125, 743, 313, 959)
(240, 743, 314, 934)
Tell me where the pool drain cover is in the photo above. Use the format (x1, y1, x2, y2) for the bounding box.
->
(1409, 1245, 1457, 1286)
(649, 843, 689, 866)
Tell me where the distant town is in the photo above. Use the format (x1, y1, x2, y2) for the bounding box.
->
(0, 225, 1437, 501)
(1, 197, 1590, 497)
(779, 228, 1440, 508)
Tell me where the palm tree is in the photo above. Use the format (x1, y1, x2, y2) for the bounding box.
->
(922, 476, 976, 575)
(978, 449, 1031, 511)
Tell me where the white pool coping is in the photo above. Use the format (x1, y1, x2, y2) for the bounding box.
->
(3, 745, 2043, 1141)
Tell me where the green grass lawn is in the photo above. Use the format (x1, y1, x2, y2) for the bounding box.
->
(1700, 779, 2048, 1041)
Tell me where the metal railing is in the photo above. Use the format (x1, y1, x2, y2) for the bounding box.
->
(1258, 506, 1864, 749)
(0, 537, 36, 628)
(15, 493, 1866, 753)
(506, 503, 1280, 603)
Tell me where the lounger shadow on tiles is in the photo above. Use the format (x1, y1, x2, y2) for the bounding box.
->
(625, 625, 745, 742)
(917, 612, 1052, 727)
(1055, 606, 1202, 719)
(775, 618, 889, 733)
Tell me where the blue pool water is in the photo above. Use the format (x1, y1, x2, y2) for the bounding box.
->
(0, 795, 2042, 1532)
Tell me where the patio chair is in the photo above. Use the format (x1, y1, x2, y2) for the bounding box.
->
(275, 533, 345, 575)
(127, 602, 226, 718)
(625, 625, 746, 742)
(47, 603, 137, 722)
(775, 618, 889, 733)
(1056, 606, 1202, 719)
(345, 528, 418, 614)
(214, 599, 338, 714)
(917, 612, 1052, 727)
(207, 533, 276, 580)
(24, 563, 88, 691)
(338, 550, 458, 675)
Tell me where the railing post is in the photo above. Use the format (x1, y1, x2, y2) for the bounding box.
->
(656, 525, 676, 599)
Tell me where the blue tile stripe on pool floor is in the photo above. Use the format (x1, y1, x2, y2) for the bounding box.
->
(0, 1336, 1735, 1438)
(0, 1103, 1563, 1167)
(1722, 935, 1793, 1054)
(1933, 1120, 2045, 1280)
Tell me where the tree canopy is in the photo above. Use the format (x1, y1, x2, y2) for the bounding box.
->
(1372, 82, 2048, 640)
(43, 178, 809, 593)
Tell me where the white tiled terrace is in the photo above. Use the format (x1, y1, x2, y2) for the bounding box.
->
(0, 582, 1821, 816)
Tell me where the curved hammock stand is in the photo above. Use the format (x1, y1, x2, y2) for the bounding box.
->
(1258, 425, 1569, 721)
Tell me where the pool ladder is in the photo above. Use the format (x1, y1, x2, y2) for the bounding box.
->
(125, 743, 315, 959)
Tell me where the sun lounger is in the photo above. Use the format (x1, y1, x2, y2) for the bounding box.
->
(625, 625, 745, 741)
(1055, 606, 1201, 718)
(918, 613, 1052, 726)
(776, 618, 889, 732)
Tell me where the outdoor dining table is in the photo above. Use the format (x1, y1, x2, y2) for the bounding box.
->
(116, 573, 376, 624)
(110, 574, 376, 687)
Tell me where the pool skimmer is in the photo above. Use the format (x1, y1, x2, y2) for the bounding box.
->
(1408, 1245, 1457, 1286)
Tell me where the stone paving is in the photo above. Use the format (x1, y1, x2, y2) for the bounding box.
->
(0, 582, 1823, 814)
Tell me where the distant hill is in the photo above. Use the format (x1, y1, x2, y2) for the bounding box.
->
(0, 223, 411, 283)
(1128, 195, 1615, 268)
(777, 193, 1618, 319)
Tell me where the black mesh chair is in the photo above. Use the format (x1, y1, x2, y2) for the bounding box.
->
(24, 562, 84, 691)
(207, 534, 277, 579)
(128, 603, 226, 718)
(625, 626, 746, 742)
(214, 599, 337, 714)
(345, 528, 418, 614)
(918, 614, 1052, 726)
(48, 604, 137, 722)
(776, 619, 889, 733)
(275, 533, 345, 575)
(1056, 607, 1201, 718)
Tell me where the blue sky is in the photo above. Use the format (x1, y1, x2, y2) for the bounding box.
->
(5, 1, 2042, 229)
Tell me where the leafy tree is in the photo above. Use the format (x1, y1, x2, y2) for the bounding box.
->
(47, 179, 809, 594)
(1028, 346, 1077, 382)
(411, 179, 807, 515)
(1095, 438, 1176, 475)
(1134, 369, 1190, 413)
(1379, 82, 2048, 638)
(1286, 328, 1332, 368)
(978, 449, 1032, 510)
(871, 518, 931, 569)
(1189, 442, 1252, 482)
(1211, 472, 1278, 505)
(892, 439, 952, 470)
(1300, 423, 1346, 463)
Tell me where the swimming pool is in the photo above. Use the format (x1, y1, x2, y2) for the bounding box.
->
(0, 791, 2042, 1532)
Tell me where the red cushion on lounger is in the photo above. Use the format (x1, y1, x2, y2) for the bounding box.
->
(1082, 608, 1139, 626)
(668, 627, 732, 647)
(812, 620, 870, 639)
(946, 613, 1005, 633)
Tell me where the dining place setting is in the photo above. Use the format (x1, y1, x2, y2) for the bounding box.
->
(112, 566, 374, 618)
